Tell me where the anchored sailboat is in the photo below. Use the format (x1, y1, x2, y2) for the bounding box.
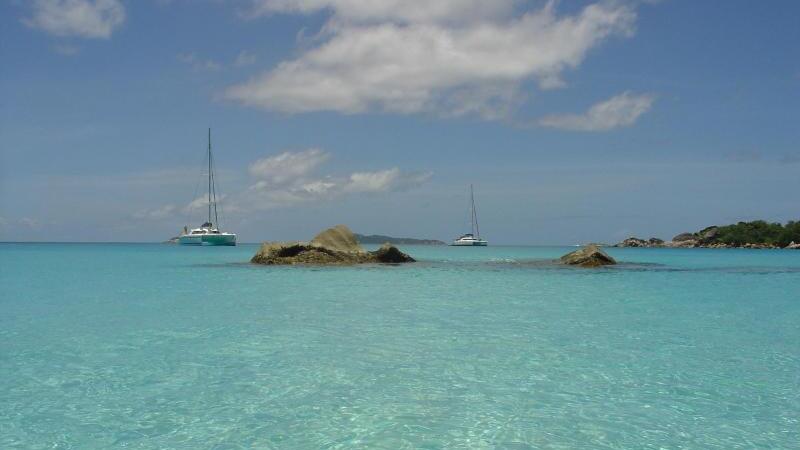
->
(452, 184, 488, 246)
(178, 129, 237, 246)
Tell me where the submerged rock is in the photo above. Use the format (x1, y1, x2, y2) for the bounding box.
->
(560, 244, 617, 267)
(251, 225, 415, 265)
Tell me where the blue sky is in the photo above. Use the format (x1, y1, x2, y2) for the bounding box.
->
(1, 0, 798, 244)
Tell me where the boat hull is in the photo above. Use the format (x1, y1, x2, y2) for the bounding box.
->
(178, 234, 236, 246)
(451, 240, 488, 246)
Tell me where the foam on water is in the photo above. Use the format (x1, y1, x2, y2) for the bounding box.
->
(1, 243, 799, 449)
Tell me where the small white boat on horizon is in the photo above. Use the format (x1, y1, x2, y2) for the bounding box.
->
(452, 184, 488, 246)
(178, 129, 237, 246)
(452, 233, 488, 246)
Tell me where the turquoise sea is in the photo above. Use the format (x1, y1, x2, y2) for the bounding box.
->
(1, 243, 798, 449)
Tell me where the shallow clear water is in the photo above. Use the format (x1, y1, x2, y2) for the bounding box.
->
(1, 243, 798, 449)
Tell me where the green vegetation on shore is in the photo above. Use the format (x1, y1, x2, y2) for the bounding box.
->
(709, 220, 800, 247)
(616, 219, 800, 248)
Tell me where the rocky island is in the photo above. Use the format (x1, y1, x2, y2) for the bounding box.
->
(251, 225, 415, 265)
(560, 244, 617, 267)
(614, 220, 800, 249)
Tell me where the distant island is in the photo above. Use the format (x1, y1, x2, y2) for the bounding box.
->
(615, 220, 800, 249)
(354, 233, 446, 245)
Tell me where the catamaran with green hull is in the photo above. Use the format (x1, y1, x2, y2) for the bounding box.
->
(179, 129, 236, 246)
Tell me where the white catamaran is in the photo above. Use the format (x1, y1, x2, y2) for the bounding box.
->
(179, 129, 237, 246)
(452, 184, 488, 246)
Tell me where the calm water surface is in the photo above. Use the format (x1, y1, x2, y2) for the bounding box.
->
(1, 243, 799, 449)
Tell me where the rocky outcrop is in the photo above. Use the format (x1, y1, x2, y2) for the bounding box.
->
(310, 224, 363, 253)
(740, 243, 780, 249)
(665, 227, 726, 248)
(615, 237, 665, 248)
(560, 245, 617, 267)
(250, 242, 362, 265)
(663, 232, 697, 248)
(251, 225, 415, 265)
(613, 223, 800, 249)
(615, 237, 647, 247)
(672, 232, 696, 242)
(699, 226, 719, 242)
(372, 243, 416, 263)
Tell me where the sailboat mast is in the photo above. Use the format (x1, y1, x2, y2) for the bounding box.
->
(470, 184, 475, 236)
(207, 128, 212, 225)
(471, 184, 481, 239)
(211, 146, 219, 228)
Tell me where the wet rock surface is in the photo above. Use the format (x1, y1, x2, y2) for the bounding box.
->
(560, 245, 617, 267)
(251, 225, 415, 265)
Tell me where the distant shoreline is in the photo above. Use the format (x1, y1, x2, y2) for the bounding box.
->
(354, 233, 446, 246)
(614, 220, 800, 250)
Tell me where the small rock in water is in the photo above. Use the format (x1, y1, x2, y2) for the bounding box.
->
(560, 244, 617, 267)
(373, 243, 416, 263)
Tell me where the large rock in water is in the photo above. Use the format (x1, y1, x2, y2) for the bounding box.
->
(560, 244, 617, 267)
(250, 225, 415, 265)
(310, 224, 363, 253)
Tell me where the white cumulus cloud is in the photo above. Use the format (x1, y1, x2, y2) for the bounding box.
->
(240, 149, 431, 210)
(248, 148, 330, 184)
(24, 0, 125, 39)
(135, 150, 431, 216)
(227, 0, 637, 119)
(538, 92, 655, 131)
(343, 168, 431, 193)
